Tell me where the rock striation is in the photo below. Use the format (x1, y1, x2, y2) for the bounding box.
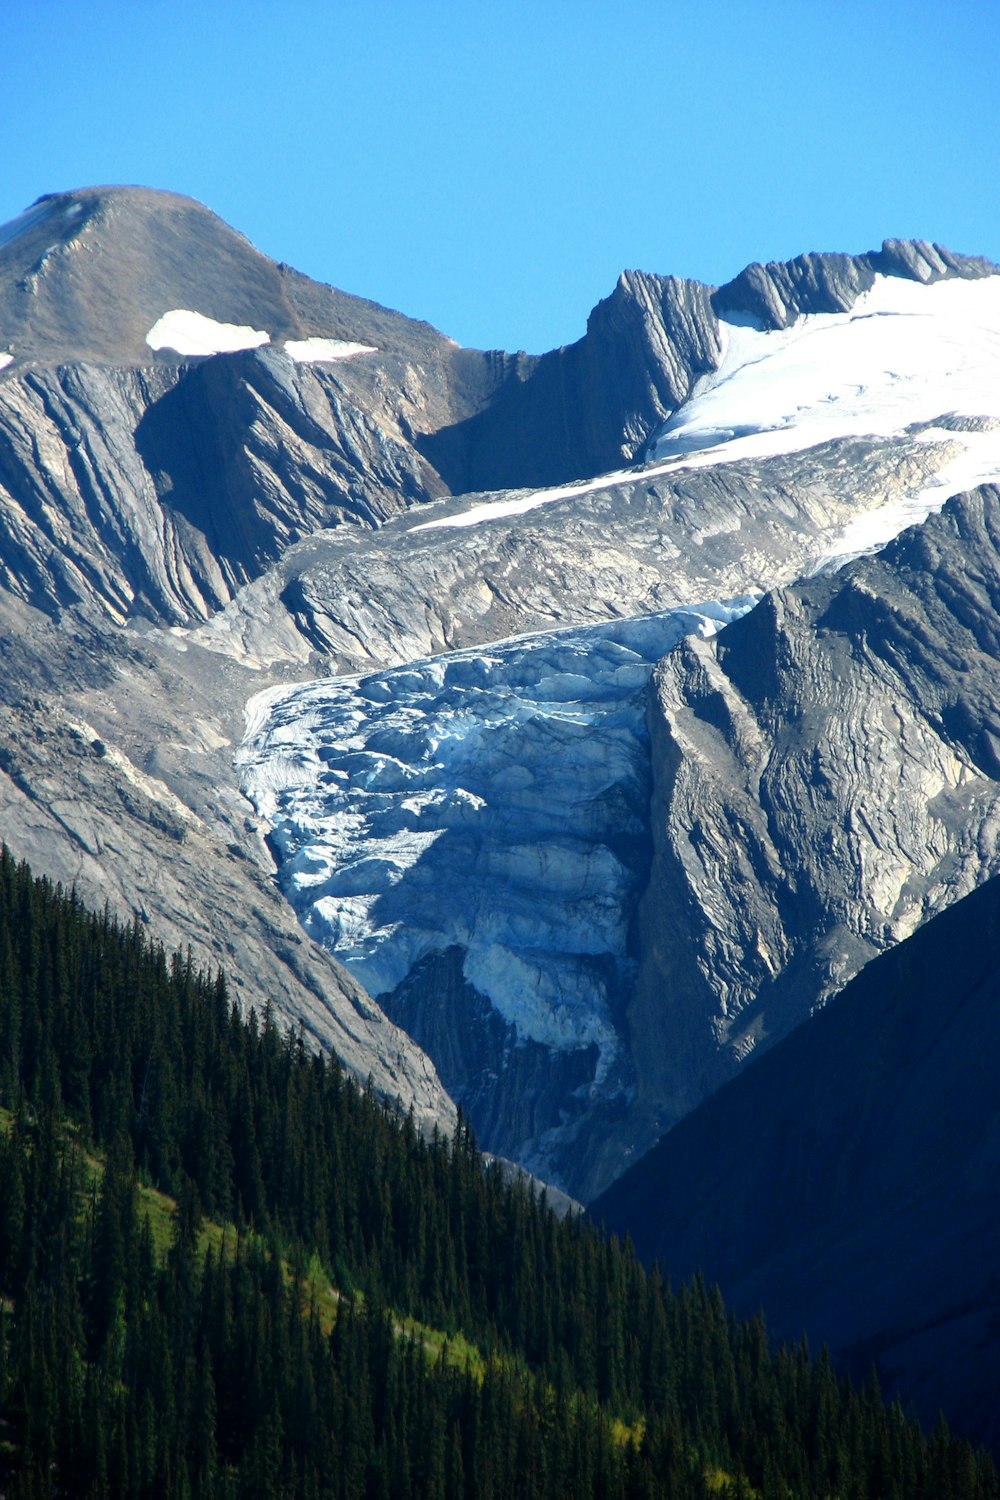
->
(0, 596, 452, 1128)
(419, 239, 997, 492)
(236, 603, 757, 1197)
(628, 485, 1000, 1145)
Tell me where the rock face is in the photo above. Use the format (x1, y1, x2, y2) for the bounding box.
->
(0, 187, 454, 372)
(0, 185, 484, 1131)
(418, 272, 723, 490)
(714, 239, 995, 330)
(419, 238, 997, 493)
(629, 485, 1000, 1143)
(3, 183, 1000, 1193)
(593, 872, 1000, 1450)
(202, 431, 950, 673)
(0, 187, 472, 628)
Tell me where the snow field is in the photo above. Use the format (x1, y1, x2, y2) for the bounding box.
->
(144, 314, 378, 363)
(415, 273, 1000, 539)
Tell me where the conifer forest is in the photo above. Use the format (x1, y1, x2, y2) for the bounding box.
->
(0, 849, 995, 1499)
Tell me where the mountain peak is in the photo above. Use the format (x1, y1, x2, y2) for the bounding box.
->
(0, 184, 447, 369)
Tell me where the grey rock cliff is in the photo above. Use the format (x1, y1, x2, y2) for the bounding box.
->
(628, 485, 1000, 1147)
(193, 431, 959, 674)
(0, 595, 453, 1127)
(419, 238, 997, 491)
(713, 238, 996, 328)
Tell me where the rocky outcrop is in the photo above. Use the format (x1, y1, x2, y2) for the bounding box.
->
(712, 239, 996, 329)
(0, 186, 453, 371)
(418, 239, 998, 492)
(628, 485, 1000, 1144)
(382, 947, 601, 1163)
(594, 873, 1000, 1450)
(4, 185, 1000, 1190)
(418, 272, 723, 489)
(0, 354, 447, 625)
(0, 186, 496, 629)
(194, 429, 958, 672)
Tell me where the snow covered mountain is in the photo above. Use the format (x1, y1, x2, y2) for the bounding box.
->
(2, 184, 1000, 1197)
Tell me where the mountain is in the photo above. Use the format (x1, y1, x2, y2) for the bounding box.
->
(2, 184, 1000, 1197)
(0, 186, 466, 1131)
(230, 246, 1000, 1197)
(593, 871, 1000, 1450)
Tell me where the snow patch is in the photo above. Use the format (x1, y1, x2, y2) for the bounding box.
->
(145, 309, 270, 356)
(284, 337, 377, 362)
(0, 353, 13, 372)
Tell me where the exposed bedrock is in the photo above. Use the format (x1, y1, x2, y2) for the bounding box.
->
(630, 484, 1000, 1139)
(0, 598, 455, 1133)
(236, 608, 772, 1199)
(0, 350, 451, 627)
(4, 186, 1000, 1187)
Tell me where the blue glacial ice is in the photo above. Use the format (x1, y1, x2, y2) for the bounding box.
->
(237, 599, 759, 1081)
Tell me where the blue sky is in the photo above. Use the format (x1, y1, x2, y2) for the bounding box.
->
(4, 0, 999, 353)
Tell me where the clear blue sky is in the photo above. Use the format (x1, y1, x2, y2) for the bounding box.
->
(4, 0, 999, 353)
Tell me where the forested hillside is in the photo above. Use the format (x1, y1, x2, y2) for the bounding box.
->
(0, 849, 994, 1499)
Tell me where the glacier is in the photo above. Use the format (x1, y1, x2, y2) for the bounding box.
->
(237, 599, 758, 1083)
(414, 276, 1000, 541)
(228, 253, 1000, 1194)
(651, 274, 1000, 491)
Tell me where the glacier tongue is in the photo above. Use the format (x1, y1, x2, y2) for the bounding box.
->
(237, 599, 758, 1082)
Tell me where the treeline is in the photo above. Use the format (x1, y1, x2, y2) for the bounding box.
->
(0, 847, 995, 1498)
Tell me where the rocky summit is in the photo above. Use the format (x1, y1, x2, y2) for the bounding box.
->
(1, 185, 1000, 1203)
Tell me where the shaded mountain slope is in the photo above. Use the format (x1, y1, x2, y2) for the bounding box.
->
(594, 872, 1000, 1448)
(4, 852, 993, 1499)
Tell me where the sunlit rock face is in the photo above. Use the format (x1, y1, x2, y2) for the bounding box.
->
(237, 601, 756, 1196)
(629, 485, 1000, 1142)
(229, 247, 1000, 1199)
